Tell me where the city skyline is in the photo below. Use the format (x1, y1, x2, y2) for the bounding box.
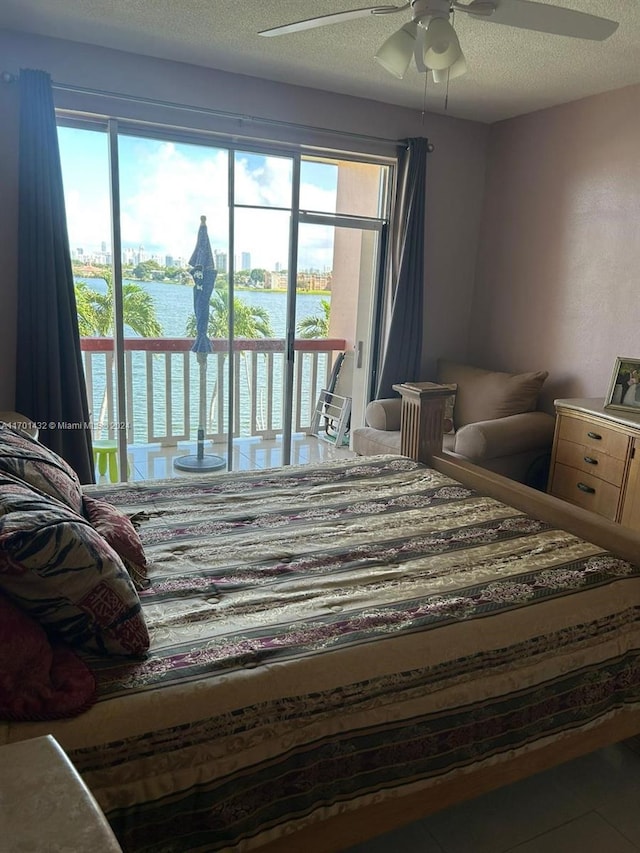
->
(58, 128, 338, 272)
(70, 244, 257, 271)
(70, 243, 332, 275)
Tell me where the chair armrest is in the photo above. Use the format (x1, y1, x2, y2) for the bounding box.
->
(364, 398, 402, 431)
(452, 411, 555, 462)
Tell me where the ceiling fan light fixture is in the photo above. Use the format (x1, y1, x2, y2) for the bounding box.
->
(422, 16, 463, 71)
(431, 54, 467, 83)
(374, 21, 418, 79)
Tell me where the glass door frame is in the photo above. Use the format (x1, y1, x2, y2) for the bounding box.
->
(57, 113, 393, 477)
(288, 211, 387, 464)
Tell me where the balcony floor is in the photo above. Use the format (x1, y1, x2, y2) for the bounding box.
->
(98, 433, 356, 483)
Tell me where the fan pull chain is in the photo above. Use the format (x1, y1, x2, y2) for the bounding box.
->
(444, 9, 454, 112)
(421, 67, 429, 129)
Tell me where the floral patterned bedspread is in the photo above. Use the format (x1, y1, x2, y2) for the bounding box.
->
(4, 455, 640, 852)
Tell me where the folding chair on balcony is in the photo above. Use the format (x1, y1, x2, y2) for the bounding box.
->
(309, 351, 353, 447)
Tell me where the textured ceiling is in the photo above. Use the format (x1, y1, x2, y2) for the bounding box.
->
(2, 0, 639, 122)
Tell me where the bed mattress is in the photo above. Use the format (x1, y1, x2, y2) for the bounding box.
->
(3, 455, 640, 852)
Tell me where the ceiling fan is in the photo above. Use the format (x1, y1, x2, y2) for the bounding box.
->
(258, 0, 619, 82)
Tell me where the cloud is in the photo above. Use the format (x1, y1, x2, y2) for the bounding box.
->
(119, 140, 229, 260)
(64, 186, 112, 253)
(61, 133, 339, 270)
(235, 153, 293, 208)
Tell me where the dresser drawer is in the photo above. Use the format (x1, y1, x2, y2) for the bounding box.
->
(554, 438, 626, 487)
(551, 463, 621, 520)
(558, 415, 629, 460)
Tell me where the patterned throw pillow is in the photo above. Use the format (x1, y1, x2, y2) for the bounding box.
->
(0, 591, 96, 721)
(83, 495, 150, 590)
(0, 423, 83, 513)
(0, 474, 149, 657)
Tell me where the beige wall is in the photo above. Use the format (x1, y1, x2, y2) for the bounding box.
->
(469, 84, 640, 413)
(0, 29, 489, 409)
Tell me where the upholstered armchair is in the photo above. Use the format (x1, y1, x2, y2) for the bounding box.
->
(351, 360, 556, 486)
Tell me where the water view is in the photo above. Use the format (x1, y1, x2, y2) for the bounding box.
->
(78, 278, 332, 444)
(78, 277, 327, 337)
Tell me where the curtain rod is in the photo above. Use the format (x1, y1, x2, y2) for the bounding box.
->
(2, 71, 434, 152)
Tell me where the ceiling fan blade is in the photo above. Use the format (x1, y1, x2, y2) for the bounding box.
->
(461, 0, 619, 41)
(258, 5, 406, 37)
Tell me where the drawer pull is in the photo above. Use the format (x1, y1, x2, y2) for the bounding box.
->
(577, 482, 596, 494)
(587, 431, 602, 440)
(583, 456, 598, 465)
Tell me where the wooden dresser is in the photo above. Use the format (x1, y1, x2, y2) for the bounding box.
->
(548, 398, 640, 532)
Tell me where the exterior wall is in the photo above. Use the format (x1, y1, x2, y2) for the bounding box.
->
(469, 84, 640, 414)
(331, 162, 381, 347)
(0, 29, 489, 409)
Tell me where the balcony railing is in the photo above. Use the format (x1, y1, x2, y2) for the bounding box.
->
(81, 337, 347, 446)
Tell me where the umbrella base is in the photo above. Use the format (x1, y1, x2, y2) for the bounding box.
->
(173, 454, 226, 472)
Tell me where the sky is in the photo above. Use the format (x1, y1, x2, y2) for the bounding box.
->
(57, 127, 339, 271)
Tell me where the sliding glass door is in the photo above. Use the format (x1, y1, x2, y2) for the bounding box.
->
(294, 218, 384, 455)
(292, 156, 389, 457)
(117, 134, 230, 475)
(58, 119, 391, 480)
(229, 150, 294, 468)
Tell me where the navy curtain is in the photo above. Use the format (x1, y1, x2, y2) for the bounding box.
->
(375, 137, 428, 399)
(15, 69, 94, 483)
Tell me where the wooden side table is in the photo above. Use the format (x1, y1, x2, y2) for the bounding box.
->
(392, 382, 452, 464)
(0, 735, 122, 851)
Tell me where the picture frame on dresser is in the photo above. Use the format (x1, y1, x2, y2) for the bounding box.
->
(605, 356, 640, 412)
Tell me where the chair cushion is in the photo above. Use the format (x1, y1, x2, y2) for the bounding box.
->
(436, 360, 548, 429)
(0, 474, 149, 657)
(365, 399, 402, 431)
(0, 423, 83, 513)
(351, 427, 402, 456)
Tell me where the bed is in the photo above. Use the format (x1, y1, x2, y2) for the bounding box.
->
(3, 440, 640, 853)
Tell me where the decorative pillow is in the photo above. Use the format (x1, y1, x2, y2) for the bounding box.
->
(441, 384, 457, 435)
(0, 474, 149, 657)
(83, 495, 150, 590)
(0, 423, 83, 513)
(437, 360, 548, 429)
(0, 591, 96, 721)
(365, 399, 402, 432)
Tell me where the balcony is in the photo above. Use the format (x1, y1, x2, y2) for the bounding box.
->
(81, 336, 355, 481)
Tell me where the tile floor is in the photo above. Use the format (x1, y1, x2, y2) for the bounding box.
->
(346, 739, 640, 853)
(94, 433, 356, 483)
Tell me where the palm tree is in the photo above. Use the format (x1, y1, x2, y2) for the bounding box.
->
(185, 287, 275, 431)
(74, 270, 163, 437)
(297, 298, 331, 339)
(75, 270, 163, 337)
(74, 280, 101, 337)
(185, 288, 273, 339)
